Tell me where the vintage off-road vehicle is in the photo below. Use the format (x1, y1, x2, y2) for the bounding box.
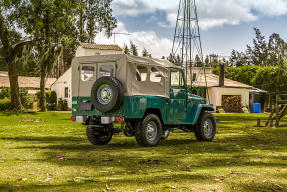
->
(71, 54, 217, 147)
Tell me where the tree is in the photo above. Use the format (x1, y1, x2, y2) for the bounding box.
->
(167, 53, 182, 66)
(18, 0, 117, 111)
(253, 58, 287, 93)
(130, 41, 138, 56)
(267, 33, 287, 66)
(18, 0, 80, 111)
(78, 0, 117, 43)
(204, 56, 210, 67)
(246, 28, 268, 66)
(123, 44, 129, 55)
(195, 54, 203, 67)
(0, 1, 32, 110)
(142, 48, 149, 57)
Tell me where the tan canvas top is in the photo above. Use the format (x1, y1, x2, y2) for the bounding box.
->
(72, 54, 182, 98)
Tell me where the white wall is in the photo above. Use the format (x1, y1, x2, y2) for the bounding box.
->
(208, 87, 250, 109)
(51, 68, 72, 109)
(75, 47, 122, 57)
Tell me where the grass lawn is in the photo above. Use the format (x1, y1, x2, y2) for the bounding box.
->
(0, 112, 287, 192)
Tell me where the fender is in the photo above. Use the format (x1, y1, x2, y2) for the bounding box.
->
(191, 104, 215, 124)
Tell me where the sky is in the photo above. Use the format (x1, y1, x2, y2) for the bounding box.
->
(96, 0, 287, 59)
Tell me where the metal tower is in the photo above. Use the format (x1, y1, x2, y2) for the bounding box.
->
(172, 0, 209, 100)
(172, 0, 203, 66)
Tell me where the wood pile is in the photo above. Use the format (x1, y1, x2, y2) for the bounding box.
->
(222, 95, 242, 113)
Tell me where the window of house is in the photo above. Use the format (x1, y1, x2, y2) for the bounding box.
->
(171, 69, 185, 87)
(136, 66, 148, 81)
(65, 87, 69, 98)
(150, 67, 162, 83)
(192, 73, 197, 81)
(99, 65, 114, 77)
(81, 66, 94, 81)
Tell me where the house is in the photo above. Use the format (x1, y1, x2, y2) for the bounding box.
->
(0, 71, 56, 95)
(52, 43, 123, 109)
(186, 67, 253, 112)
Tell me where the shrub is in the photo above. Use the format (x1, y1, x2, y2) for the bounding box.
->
(57, 98, 68, 111)
(0, 98, 11, 111)
(20, 88, 33, 109)
(0, 88, 32, 109)
(36, 91, 57, 111)
(0, 88, 10, 99)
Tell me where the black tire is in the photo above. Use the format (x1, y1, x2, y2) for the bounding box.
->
(86, 126, 113, 145)
(195, 112, 216, 141)
(91, 76, 124, 113)
(135, 114, 162, 147)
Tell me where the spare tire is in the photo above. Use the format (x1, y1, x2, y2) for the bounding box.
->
(91, 76, 124, 113)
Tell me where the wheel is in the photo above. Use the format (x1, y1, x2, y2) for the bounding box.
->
(91, 76, 124, 113)
(86, 126, 113, 145)
(135, 114, 162, 147)
(195, 112, 216, 141)
(161, 130, 170, 140)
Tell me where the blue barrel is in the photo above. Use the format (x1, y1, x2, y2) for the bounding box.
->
(253, 103, 261, 113)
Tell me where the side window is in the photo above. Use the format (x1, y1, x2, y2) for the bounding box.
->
(81, 66, 94, 82)
(150, 67, 162, 83)
(171, 69, 185, 88)
(99, 65, 114, 77)
(136, 66, 148, 81)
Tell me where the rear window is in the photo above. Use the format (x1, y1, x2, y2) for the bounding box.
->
(150, 67, 162, 82)
(136, 66, 148, 81)
(81, 66, 94, 81)
(99, 65, 114, 77)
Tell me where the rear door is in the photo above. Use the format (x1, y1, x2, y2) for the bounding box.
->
(97, 62, 116, 78)
(79, 64, 96, 97)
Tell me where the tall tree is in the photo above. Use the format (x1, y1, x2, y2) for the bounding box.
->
(167, 53, 182, 66)
(246, 28, 268, 66)
(142, 48, 149, 57)
(130, 41, 138, 56)
(78, 0, 117, 43)
(0, 1, 32, 110)
(204, 56, 210, 67)
(123, 44, 129, 55)
(195, 54, 203, 67)
(18, 0, 80, 111)
(267, 33, 287, 66)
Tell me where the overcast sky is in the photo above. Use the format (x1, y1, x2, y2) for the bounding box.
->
(96, 0, 287, 59)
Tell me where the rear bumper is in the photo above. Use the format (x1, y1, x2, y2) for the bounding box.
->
(72, 115, 88, 123)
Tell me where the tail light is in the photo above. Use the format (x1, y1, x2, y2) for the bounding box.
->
(118, 117, 124, 123)
(114, 116, 124, 123)
(71, 116, 76, 122)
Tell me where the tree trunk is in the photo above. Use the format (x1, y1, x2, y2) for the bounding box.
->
(0, 10, 22, 110)
(8, 63, 22, 110)
(40, 66, 47, 112)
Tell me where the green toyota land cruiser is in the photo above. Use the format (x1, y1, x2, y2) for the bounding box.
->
(71, 54, 217, 147)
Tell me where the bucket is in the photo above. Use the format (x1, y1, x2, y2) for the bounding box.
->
(253, 103, 261, 113)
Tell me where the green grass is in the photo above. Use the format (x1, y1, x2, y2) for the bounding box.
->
(0, 112, 287, 192)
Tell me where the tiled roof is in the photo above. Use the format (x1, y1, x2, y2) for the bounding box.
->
(0, 73, 56, 89)
(80, 43, 123, 51)
(186, 71, 252, 89)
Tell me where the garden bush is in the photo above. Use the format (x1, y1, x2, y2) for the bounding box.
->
(36, 91, 57, 111)
(0, 98, 11, 111)
(57, 98, 68, 111)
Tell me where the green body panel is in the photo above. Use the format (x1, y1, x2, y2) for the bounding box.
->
(72, 95, 214, 125)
